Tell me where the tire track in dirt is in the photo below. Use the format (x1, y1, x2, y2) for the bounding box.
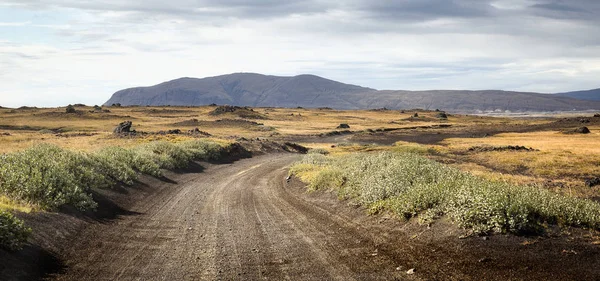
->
(51, 154, 419, 280)
(50, 153, 600, 281)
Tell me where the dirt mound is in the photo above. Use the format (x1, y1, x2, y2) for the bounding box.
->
(209, 105, 268, 119)
(172, 118, 202, 126)
(319, 130, 353, 137)
(235, 139, 308, 155)
(187, 128, 211, 136)
(468, 145, 538, 152)
(133, 108, 193, 115)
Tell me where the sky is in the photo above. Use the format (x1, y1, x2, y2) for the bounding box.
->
(0, 0, 599, 107)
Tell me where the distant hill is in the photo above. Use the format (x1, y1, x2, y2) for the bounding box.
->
(105, 73, 375, 109)
(556, 88, 600, 101)
(105, 73, 600, 112)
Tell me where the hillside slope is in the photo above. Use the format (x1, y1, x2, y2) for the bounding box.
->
(105, 73, 375, 109)
(105, 73, 600, 112)
(556, 88, 600, 101)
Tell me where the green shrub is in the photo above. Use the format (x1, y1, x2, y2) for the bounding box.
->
(93, 147, 140, 185)
(291, 151, 600, 235)
(0, 140, 225, 211)
(0, 144, 99, 210)
(135, 141, 192, 170)
(0, 210, 31, 251)
(177, 140, 223, 161)
(308, 167, 344, 191)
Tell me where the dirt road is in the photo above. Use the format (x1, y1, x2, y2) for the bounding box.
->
(50, 153, 600, 281)
(51, 154, 410, 280)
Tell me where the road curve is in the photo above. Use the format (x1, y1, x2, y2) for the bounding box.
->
(52, 154, 415, 280)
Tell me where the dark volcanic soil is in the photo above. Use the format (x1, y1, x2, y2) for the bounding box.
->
(3, 153, 600, 280)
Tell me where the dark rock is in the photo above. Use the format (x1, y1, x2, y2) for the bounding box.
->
(585, 177, 600, 187)
(436, 112, 448, 119)
(594, 114, 600, 118)
(188, 128, 211, 136)
(574, 127, 591, 134)
(413, 113, 419, 118)
(113, 121, 133, 134)
(0, 132, 10, 136)
(65, 104, 77, 113)
(337, 123, 350, 129)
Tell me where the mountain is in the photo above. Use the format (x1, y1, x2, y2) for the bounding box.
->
(556, 88, 600, 101)
(105, 73, 375, 109)
(105, 73, 600, 112)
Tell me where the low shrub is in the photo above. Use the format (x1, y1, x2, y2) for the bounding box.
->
(291, 151, 600, 235)
(0, 144, 100, 210)
(0, 140, 226, 211)
(177, 140, 224, 161)
(135, 141, 192, 170)
(0, 210, 31, 251)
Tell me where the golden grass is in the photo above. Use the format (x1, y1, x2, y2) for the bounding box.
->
(0, 196, 33, 213)
(2, 105, 599, 199)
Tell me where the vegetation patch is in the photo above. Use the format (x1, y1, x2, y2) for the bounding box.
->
(290, 152, 600, 235)
(0, 140, 227, 212)
(210, 105, 268, 119)
(0, 210, 31, 251)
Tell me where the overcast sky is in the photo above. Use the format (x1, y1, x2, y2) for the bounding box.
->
(1, 0, 599, 107)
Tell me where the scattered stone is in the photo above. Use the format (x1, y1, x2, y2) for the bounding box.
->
(482, 236, 489, 241)
(580, 119, 590, 123)
(478, 257, 492, 263)
(468, 145, 537, 152)
(113, 121, 134, 134)
(561, 249, 578, 255)
(406, 268, 415, 275)
(585, 177, 600, 187)
(337, 123, 350, 129)
(0, 132, 10, 136)
(594, 114, 600, 118)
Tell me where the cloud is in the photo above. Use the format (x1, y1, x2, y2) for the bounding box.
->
(0, 0, 599, 107)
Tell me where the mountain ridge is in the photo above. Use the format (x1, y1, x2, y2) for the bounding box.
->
(556, 88, 600, 101)
(104, 73, 600, 112)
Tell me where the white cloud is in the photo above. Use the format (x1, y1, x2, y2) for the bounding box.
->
(0, 0, 599, 107)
